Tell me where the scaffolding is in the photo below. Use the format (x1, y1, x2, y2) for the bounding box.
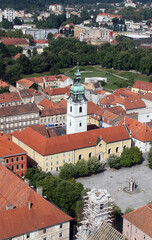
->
(76, 188, 114, 240)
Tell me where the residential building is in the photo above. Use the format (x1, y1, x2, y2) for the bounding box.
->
(38, 98, 61, 110)
(102, 110, 123, 128)
(140, 92, 152, 108)
(119, 116, 152, 152)
(132, 80, 152, 94)
(96, 13, 121, 24)
(123, 204, 152, 240)
(0, 92, 22, 107)
(67, 65, 87, 134)
(12, 125, 131, 172)
(19, 89, 34, 104)
(24, 28, 58, 40)
(4, 8, 15, 22)
(0, 164, 72, 240)
(40, 107, 67, 127)
(0, 79, 9, 88)
(0, 103, 39, 134)
(43, 86, 70, 102)
(0, 135, 27, 177)
(124, 0, 137, 8)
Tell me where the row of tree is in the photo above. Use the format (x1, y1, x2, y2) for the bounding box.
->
(24, 166, 84, 217)
(108, 147, 142, 169)
(59, 157, 102, 180)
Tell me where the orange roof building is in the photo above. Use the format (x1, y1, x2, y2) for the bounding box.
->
(12, 125, 131, 171)
(38, 98, 61, 110)
(0, 164, 72, 239)
(0, 134, 27, 177)
(0, 37, 29, 46)
(132, 80, 152, 94)
(123, 204, 152, 240)
(0, 92, 22, 107)
(119, 116, 152, 152)
(0, 80, 9, 88)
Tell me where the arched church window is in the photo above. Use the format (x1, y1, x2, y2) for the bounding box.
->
(70, 106, 72, 112)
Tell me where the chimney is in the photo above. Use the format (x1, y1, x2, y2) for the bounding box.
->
(37, 186, 42, 197)
(24, 178, 29, 186)
(28, 201, 32, 210)
(6, 204, 13, 210)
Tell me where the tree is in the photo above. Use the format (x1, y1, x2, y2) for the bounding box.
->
(108, 154, 121, 169)
(130, 147, 142, 164)
(24, 166, 51, 188)
(88, 156, 102, 174)
(120, 147, 133, 167)
(59, 163, 77, 180)
(17, 54, 32, 74)
(125, 207, 134, 214)
(76, 159, 89, 177)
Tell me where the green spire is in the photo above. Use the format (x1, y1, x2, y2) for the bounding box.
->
(75, 62, 81, 78)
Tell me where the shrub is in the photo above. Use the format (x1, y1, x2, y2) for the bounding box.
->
(76, 159, 89, 177)
(108, 154, 121, 169)
(88, 156, 102, 174)
(59, 163, 77, 180)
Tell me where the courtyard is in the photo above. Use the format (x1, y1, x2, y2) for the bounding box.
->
(76, 160, 152, 213)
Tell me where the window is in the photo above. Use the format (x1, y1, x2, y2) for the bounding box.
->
(79, 122, 82, 127)
(89, 152, 92, 158)
(6, 159, 9, 163)
(123, 145, 126, 150)
(26, 233, 30, 238)
(68, 158, 70, 162)
(59, 232, 62, 238)
(19, 122, 21, 126)
(51, 162, 53, 165)
(70, 106, 72, 112)
(46, 162, 48, 167)
(56, 154, 58, 158)
(1, 125, 3, 129)
(70, 121, 71, 126)
(108, 149, 111, 154)
(63, 153, 65, 157)
(16, 164, 19, 170)
(6, 118, 9, 122)
(21, 156, 24, 160)
(79, 154, 82, 160)
(16, 157, 19, 161)
(23, 122, 26, 126)
(63, 159, 65, 163)
(60, 224, 62, 229)
(1, 119, 3, 122)
(6, 124, 9, 128)
(116, 147, 119, 153)
(51, 167, 53, 171)
(11, 158, 14, 163)
(79, 106, 82, 113)
(143, 235, 146, 239)
(21, 172, 24, 177)
(11, 165, 14, 171)
(21, 163, 24, 169)
(56, 161, 59, 164)
(100, 204, 104, 209)
(46, 168, 48, 172)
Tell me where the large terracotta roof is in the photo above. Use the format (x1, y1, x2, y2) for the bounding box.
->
(132, 80, 152, 92)
(0, 135, 26, 157)
(106, 106, 126, 115)
(141, 92, 152, 101)
(0, 164, 71, 239)
(19, 89, 33, 99)
(87, 101, 103, 115)
(113, 88, 138, 98)
(123, 204, 152, 238)
(0, 92, 21, 104)
(1, 37, 29, 45)
(119, 116, 152, 142)
(0, 103, 39, 117)
(13, 125, 130, 156)
(102, 111, 118, 121)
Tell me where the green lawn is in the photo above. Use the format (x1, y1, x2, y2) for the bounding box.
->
(21, 65, 151, 91)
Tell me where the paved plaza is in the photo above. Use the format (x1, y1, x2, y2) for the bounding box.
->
(76, 161, 152, 213)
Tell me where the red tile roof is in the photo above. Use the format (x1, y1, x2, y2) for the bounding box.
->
(17, 78, 34, 88)
(13, 125, 130, 156)
(1, 37, 29, 45)
(0, 135, 26, 157)
(102, 111, 118, 121)
(0, 164, 71, 239)
(87, 101, 103, 115)
(13, 53, 22, 59)
(19, 89, 33, 99)
(0, 103, 39, 117)
(112, 95, 146, 110)
(100, 94, 115, 105)
(40, 107, 66, 117)
(123, 204, 152, 238)
(38, 98, 61, 109)
(106, 106, 126, 115)
(59, 99, 67, 108)
(132, 80, 152, 92)
(119, 116, 152, 142)
(32, 40, 49, 44)
(0, 92, 21, 104)
(114, 88, 138, 98)
(0, 80, 8, 88)
(43, 86, 70, 96)
(141, 92, 152, 101)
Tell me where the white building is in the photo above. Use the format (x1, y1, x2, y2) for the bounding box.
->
(4, 8, 15, 22)
(67, 65, 87, 135)
(0, 9, 2, 22)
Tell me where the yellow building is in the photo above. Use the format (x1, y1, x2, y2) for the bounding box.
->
(131, 80, 152, 94)
(12, 125, 131, 172)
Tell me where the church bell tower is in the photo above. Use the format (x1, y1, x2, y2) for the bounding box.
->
(67, 64, 87, 135)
